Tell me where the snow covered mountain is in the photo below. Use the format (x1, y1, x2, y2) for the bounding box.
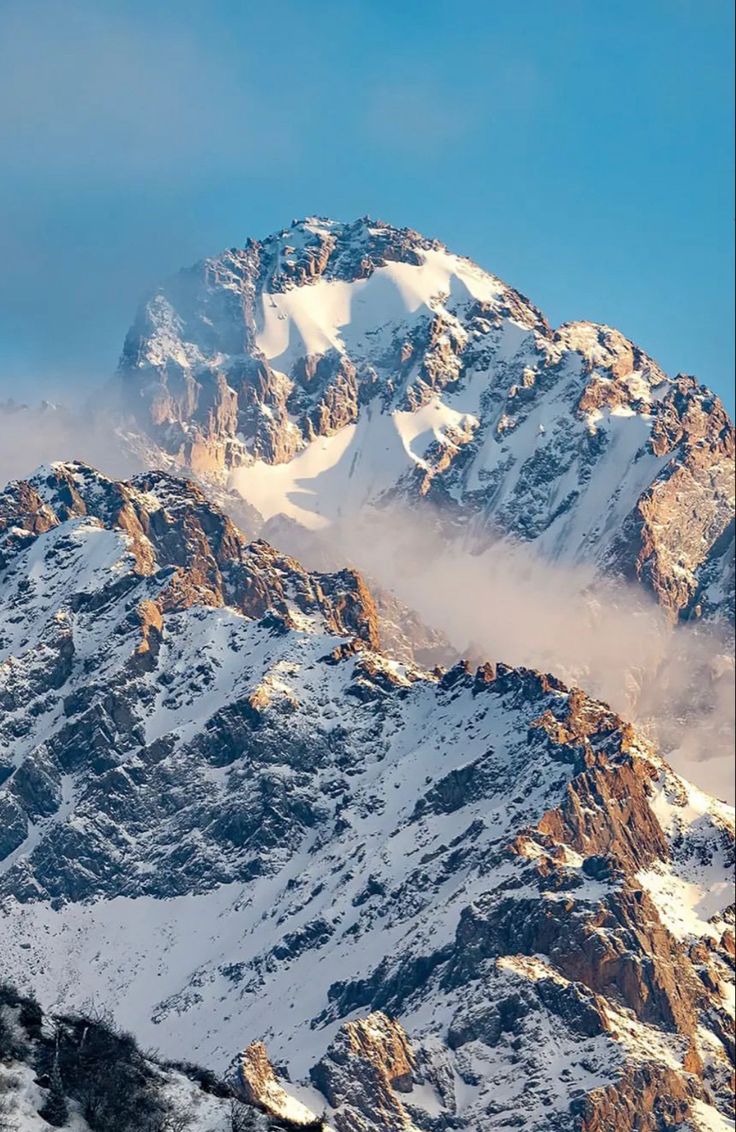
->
(115, 216, 735, 621)
(0, 462, 733, 1131)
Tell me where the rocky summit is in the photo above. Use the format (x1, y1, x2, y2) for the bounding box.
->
(0, 462, 733, 1131)
(115, 216, 734, 622)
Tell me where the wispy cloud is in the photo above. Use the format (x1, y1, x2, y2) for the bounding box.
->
(0, 402, 139, 485)
(268, 505, 736, 805)
(0, 0, 295, 182)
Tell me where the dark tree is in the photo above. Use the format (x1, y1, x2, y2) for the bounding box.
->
(39, 1036, 69, 1127)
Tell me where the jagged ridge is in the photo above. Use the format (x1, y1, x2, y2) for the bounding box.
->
(0, 463, 733, 1131)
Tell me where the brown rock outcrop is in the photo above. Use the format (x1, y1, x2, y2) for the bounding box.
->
(573, 1063, 694, 1131)
(310, 1013, 418, 1131)
(228, 1042, 323, 1126)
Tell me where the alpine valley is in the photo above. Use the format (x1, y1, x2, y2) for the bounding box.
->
(0, 218, 734, 1132)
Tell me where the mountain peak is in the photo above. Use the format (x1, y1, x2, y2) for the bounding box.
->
(277, 213, 435, 243)
(113, 217, 733, 623)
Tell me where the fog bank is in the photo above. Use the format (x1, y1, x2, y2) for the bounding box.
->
(263, 505, 735, 805)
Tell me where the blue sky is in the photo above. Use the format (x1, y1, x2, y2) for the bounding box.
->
(0, 0, 733, 407)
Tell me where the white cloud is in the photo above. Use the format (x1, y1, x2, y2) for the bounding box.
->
(264, 504, 736, 804)
(0, 0, 294, 180)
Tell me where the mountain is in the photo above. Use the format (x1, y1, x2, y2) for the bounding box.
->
(114, 216, 735, 622)
(0, 462, 733, 1131)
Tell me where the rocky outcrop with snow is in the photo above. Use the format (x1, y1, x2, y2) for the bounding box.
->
(0, 463, 733, 1131)
(115, 216, 735, 621)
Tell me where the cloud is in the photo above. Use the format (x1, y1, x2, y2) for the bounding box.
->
(0, 0, 293, 182)
(263, 504, 736, 804)
(0, 401, 139, 487)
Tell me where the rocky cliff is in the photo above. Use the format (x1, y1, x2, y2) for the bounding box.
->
(0, 463, 733, 1131)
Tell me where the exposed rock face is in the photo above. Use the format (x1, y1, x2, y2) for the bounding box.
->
(231, 1014, 424, 1131)
(607, 376, 735, 619)
(114, 216, 735, 621)
(570, 1063, 694, 1132)
(310, 1014, 417, 1131)
(229, 1042, 323, 1126)
(0, 463, 733, 1131)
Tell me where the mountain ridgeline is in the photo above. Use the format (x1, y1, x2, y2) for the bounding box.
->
(0, 461, 733, 1131)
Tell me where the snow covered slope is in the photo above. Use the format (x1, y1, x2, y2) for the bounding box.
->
(0, 463, 733, 1131)
(115, 216, 735, 621)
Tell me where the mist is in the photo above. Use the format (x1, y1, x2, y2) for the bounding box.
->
(0, 406, 732, 806)
(263, 505, 736, 805)
(0, 401, 140, 487)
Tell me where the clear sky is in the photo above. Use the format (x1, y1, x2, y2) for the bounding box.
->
(0, 0, 733, 408)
